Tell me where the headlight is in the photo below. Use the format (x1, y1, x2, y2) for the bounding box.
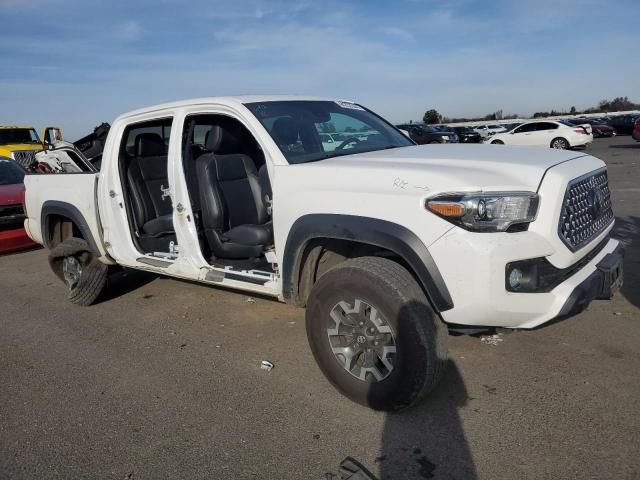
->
(426, 192, 539, 232)
(442, 135, 450, 140)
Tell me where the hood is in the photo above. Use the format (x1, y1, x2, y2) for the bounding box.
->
(0, 183, 25, 205)
(315, 144, 589, 192)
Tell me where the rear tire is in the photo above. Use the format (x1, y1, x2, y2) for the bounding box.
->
(551, 137, 570, 149)
(48, 237, 108, 306)
(305, 257, 448, 411)
(491, 139, 504, 145)
(428, 140, 440, 144)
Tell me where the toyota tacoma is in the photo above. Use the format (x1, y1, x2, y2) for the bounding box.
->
(22, 96, 624, 411)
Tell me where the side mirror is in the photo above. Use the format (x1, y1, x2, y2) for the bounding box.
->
(42, 126, 63, 145)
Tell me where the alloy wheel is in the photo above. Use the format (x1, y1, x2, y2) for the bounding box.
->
(62, 256, 82, 289)
(326, 299, 397, 382)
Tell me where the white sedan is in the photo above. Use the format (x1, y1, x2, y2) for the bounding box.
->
(486, 120, 593, 149)
(473, 124, 508, 138)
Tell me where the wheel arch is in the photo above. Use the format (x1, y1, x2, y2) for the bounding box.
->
(282, 214, 453, 312)
(41, 201, 100, 254)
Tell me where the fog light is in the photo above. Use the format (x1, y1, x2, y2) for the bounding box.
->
(508, 268, 523, 289)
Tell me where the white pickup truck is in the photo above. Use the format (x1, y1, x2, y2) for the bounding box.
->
(23, 96, 624, 411)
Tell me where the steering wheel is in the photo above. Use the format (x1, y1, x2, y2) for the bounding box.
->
(335, 136, 363, 151)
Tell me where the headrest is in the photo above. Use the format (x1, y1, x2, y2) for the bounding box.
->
(135, 133, 165, 157)
(205, 126, 241, 155)
(271, 117, 299, 146)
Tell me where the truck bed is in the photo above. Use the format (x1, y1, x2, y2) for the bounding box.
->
(23, 173, 105, 257)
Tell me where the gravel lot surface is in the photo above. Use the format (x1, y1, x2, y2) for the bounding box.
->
(1, 136, 639, 479)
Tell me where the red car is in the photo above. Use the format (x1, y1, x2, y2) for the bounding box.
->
(0, 157, 37, 254)
(633, 117, 640, 142)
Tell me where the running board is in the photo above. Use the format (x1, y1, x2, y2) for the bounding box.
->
(204, 266, 274, 285)
(136, 257, 173, 268)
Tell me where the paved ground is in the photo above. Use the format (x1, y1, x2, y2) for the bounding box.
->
(1, 136, 639, 480)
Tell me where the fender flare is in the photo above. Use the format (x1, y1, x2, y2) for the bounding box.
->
(41, 200, 100, 255)
(282, 214, 453, 312)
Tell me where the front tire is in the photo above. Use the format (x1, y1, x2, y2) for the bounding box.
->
(48, 237, 108, 306)
(305, 257, 448, 411)
(491, 139, 504, 145)
(551, 137, 570, 149)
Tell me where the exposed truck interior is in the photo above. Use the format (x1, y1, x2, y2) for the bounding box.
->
(119, 119, 177, 254)
(119, 115, 275, 274)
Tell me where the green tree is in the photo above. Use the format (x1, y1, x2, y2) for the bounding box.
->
(320, 122, 336, 133)
(423, 109, 442, 124)
(570, 106, 576, 114)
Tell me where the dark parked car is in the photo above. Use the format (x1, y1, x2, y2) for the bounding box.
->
(608, 115, 640, 135)
(448, 126, 482, 143)
(568, 119, 616, 137)
(396, 124, 459, 144)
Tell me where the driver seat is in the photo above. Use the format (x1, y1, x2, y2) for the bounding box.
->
(195, 126, 273, 259)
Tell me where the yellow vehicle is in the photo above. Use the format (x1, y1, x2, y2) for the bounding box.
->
(0, 126, 62, 169)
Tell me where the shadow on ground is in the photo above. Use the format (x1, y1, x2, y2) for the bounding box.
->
(608, 143, 639, 149)
(613, 216, 640, 309)
(364, 299, 475, 479)
(97, 268, 157, 304)
(376, 361, 475, 479)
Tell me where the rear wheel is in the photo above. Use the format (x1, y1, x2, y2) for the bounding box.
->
(305, 257, 448, 411)
(428, 140, 440, 144)
(551, 137, 570, 149)
(491, 139, 504, 145)
(48, 237, 108, 306)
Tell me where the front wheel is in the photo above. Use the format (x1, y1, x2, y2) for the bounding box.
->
(551, 137, 570, 149)
(48, 237, 108, 306)
(305, 257, 448, 411)
(491, 139, 504, 145)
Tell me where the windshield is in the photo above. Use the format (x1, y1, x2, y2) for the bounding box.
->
(245, 100, 413, 164)
(0, 158, 26, 185)
(0, 128, 41, 146)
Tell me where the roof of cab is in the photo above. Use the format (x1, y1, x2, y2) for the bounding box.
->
(115, 95, 352, 121)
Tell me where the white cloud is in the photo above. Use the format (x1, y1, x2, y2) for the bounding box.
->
(379, 27, 413, 41)
(115, 20, 141, 41)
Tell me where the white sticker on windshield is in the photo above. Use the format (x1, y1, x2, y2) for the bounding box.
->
(335, 101, 365, 111)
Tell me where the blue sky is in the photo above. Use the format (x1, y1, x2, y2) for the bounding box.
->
(1, 0, 638, 139)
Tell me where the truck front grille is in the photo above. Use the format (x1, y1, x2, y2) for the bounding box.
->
(11, 150, 37, 168)
(0, 204, 25, 232)
(558, 169, 614, 251)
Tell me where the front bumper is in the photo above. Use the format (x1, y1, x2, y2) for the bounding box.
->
(0, 227, 38, 254)
(556, 243, 624, 318)
(430, 227, 621, 329)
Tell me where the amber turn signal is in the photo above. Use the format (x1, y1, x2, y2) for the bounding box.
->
(426, 201, 465, 217)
